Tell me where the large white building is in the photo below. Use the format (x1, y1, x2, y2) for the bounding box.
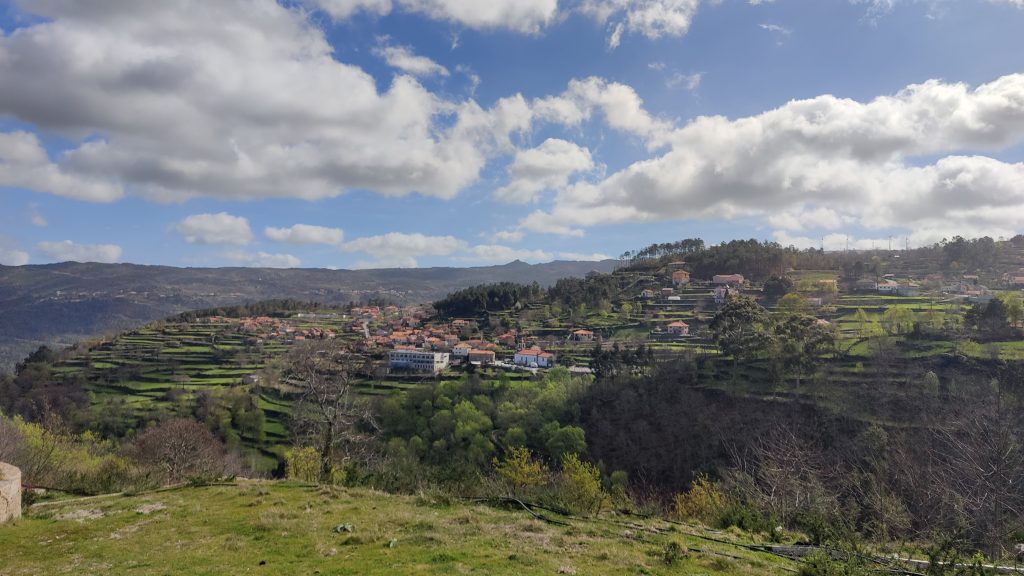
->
(388, 349, 450, 374)
(514, 347, 556, 368)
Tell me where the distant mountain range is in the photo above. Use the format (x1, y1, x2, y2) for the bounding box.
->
(0, 259, 618, 372)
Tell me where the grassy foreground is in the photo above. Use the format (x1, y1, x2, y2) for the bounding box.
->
(0, 481, 798, 575)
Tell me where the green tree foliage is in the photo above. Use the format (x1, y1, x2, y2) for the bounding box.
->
(881, 307, 915, 335)
(493, 446, 550, 493)
(763, 275, 795, 300)
(555, 453, 606, 515)
(433, 282, 543, 318)
(285, 446, 321, 483)
(775, 293, 808, 316)
(710, 295, 774, 361)
(378, 368, 590, 480)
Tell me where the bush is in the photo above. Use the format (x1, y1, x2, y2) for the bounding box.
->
(285, 446, 321, 483)
(493, 446, 550, 496)
(673, 474, 730, 524)
(550, 454, 606, 515)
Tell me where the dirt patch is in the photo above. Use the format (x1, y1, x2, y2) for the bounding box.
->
(135, 502, 167, 515)
(56, 509, 105, 521)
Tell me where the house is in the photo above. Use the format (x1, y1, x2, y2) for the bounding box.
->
(667, 261, 687, 271)
(897, 282, 921, 297)
(640, 289, 657, 299)
(712, 274, 745, 285)
(877, 280, 900, 294)
(667, 295, 682, 301)
(467, 349, 496, 365)
(497, 332, 517, 346)
(451, 344, 473, 358)
(854, 279, 877, 292)
(514, 347, 556, 368)
(571, 329, 594, 342)
(667, 321, 690, 336)
(389, 349, 450, 374)
(713, 285, 739, 304)
(671, 270, 691, 285)
(661, 287, 674, 297)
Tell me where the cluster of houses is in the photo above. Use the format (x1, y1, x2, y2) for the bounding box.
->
(205, 315, 339, 345)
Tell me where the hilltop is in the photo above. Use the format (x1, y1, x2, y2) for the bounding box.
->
(0, 481, 797, 575)
(0, 259, 617, 372)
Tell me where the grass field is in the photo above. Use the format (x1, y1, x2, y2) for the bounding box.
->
(0, 482, 798, 576)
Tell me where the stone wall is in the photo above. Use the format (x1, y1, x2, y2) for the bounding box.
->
(0, 462, 21, 523)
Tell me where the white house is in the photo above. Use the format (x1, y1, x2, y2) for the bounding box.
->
(514, 347, 556, 368)
(667, 321, 690, 336)
(389, 349, 450, 374)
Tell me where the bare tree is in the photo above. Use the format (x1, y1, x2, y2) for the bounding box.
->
(130, 418, 229, 482)
(929, 379, 1024, 559)
(287, 340, 377, 483)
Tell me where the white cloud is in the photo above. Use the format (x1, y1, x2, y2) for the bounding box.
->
(224, 250, 301, 268)
(396, 0, 560, 33)
(460, 244, 553, 264)
(311, 0, 393, 19)
(533, 77, 675, 148)
(582, 0, 701, 47)
(342, 232, 467, 268)
(373, 41, 449, 78)
(264, 224, 344, 245)
(494, 138, 594, 204)
(0, 248, 30, 266)
(493, 229, 525, 242)
(37, 240, 121, 263)
(768, 206, 850, 231)
(519, 73, 1024, 239)
(558, 252, 611, 261)
(0, 0, 532, 204)
(175, 213, 253, 246)
(0, 131, 123, 202)
(666, 71, 702, 91)
(31, 214, 48, 227)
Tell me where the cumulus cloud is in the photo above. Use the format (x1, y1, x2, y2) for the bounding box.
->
(0, 131, 122, 202)
(396, 0, 560, 33)
(264, 224, 344, 245)
(341, 232, 467, 268)
(175, 213, 253, 246)
(494, 139, 594, 204)
(533, 77, 675, 148)
(519, 73, 1024, 240)
(37, 240, 121, 263)
(224, 250, 301, 268)
(373, 41, 449, 78)
(0, 0, 531, 204)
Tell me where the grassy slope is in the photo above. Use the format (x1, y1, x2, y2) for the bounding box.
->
(0, 482, 797, 576)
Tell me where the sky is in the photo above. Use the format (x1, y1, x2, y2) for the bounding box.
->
(1, 0, 1023, 269)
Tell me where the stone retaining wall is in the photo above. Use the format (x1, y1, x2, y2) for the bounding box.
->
(0, 462, 21, 523)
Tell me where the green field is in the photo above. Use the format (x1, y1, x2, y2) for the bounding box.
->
(0, 482, 800, 576)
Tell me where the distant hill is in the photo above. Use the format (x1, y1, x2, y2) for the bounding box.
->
(0, 259, 618, 372)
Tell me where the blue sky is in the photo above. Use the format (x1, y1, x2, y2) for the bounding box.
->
(1, 0, 1023, 269)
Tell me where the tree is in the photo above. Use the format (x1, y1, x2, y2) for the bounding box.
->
(763, 275, 794, 300)
(854, 308, 871, 337)
(773, 315, 837, 385)
(288, 341, 376, 483)
(775, 293, 808, 316)
(710, 295, 774, 362)
(1000, 292, 1023, 328)
(130, 418, 229, 482)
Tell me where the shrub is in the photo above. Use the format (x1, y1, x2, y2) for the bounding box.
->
(551, 454, 606, 515)
(285, 446, 321, 483)
(493, 446, 550, 496)
(673, 474, 729, 525)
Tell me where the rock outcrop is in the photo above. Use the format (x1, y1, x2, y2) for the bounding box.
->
(0, 462, 22, 523)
